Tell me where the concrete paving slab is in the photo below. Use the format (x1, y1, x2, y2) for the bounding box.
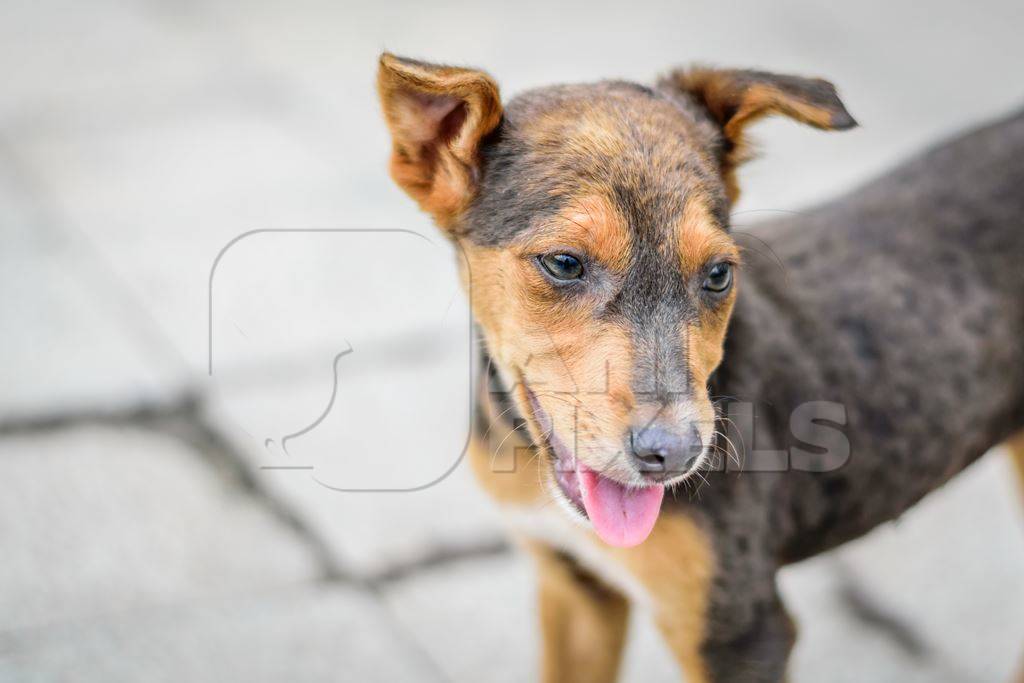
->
(0, 136, 187, 422)
(12, 94, 444, 375)
(0, 425, 322, 632)
(0, 585, 441, 683)
(221, 455, 505, 580)
(0, 0, 232, 122)
(781, 449, 1024, 683)
(382, 553, 683, 683)
(0, 241, 188, 424)
(204, 0, 1024, 215)
(381, 449, 1024, 683)
(3, 1, 1023, 680)
(203, 325, 505, 577)
(10, 0, 1024, 386)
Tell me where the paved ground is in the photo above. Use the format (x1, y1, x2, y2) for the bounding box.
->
(1, 1, 1023, 681)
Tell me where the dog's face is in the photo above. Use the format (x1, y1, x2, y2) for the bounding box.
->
(378, 55, 854, 546)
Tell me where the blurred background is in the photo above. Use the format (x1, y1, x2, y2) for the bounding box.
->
(1, 0, 1023, 681)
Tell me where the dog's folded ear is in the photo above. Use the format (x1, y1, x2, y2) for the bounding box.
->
(377, 53, 503, 230)
(662, 67, 856, 201)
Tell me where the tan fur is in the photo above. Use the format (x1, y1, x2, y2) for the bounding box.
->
(527, 540, 631, 683)
(473, 435, 717, 683)
(685, 314, 728, 397)
(1005, 430, 1024, 497)
(469, 372, 546, 506)
(528, 106, 631, 161)
(668, 67, 852, 202)
(676, 197, 739, 278)
(377, 54, 502, 228)
(1001, 431, 1024, 683)
(1006, 429, 1024, 683)
(468, 426, 542, 507)
(457, 192, 741, 486)
(458, 208, 642, 483)
(528, 196, 633, 274)
(610, 513, 717, 683)
(675, 197, 739, 433)
(685, 289, 736, 395)
(472, 380, 718, 682)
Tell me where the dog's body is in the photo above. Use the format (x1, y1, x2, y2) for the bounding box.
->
(714, 109, 1024, 562)
(377, 54, 1024, 682)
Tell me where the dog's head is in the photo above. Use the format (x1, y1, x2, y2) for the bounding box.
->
(377, 54, 854, 546)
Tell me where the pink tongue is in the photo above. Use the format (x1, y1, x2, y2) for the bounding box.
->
(578, 462, 664, 547)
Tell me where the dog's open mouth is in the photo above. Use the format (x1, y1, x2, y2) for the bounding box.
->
(524, 386, 665, 548)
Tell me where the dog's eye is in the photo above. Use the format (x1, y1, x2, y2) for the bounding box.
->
(703, 262, 733, 293)
(538, 253, 584, 281)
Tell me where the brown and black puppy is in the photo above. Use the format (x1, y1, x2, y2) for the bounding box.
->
(377, 53, 1024, 682)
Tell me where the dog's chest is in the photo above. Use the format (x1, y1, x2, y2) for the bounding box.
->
(500, 502, 652, 606)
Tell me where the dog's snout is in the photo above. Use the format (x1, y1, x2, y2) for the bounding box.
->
(629, 424, 703, 481)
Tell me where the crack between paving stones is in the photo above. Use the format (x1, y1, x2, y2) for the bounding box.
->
(0, 395, 503, 683)
(0, 393, 511, 588)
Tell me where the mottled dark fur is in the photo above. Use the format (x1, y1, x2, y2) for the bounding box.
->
(697, 110, 1024, 661)
(377, 53, 1024, 682)
(468, 81, 730, 245)
(484, 88, 1024, 676)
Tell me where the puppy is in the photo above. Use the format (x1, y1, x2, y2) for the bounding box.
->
(377, 53, 1024, 682)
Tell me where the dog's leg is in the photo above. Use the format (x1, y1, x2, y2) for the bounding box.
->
(613, 513, 793, 683)
(1008, 431, 1024, 683)
(1006, 430, 1024, 497)
(697, 598, 796, 683)
(610, 514, 717, 682)
(528, 541, 630, 683)
(646, 589, 795, 683)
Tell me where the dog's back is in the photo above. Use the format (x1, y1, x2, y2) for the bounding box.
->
(712, 107, 1024, 560)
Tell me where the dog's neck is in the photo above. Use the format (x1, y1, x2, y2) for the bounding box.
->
(475, 340, 528, 436)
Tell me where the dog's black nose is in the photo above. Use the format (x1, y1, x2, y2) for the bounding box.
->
(629, 424, 703, 480)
